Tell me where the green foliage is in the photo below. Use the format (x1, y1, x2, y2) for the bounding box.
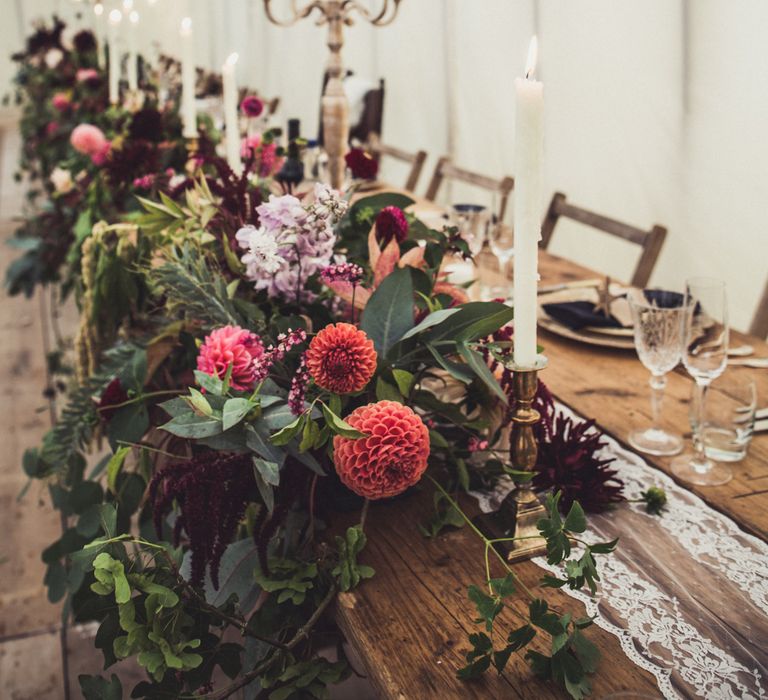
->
(457, 491, 616, 699)
(79, 673, 123, 700)
(360, 266, 415, 355)
(262, 658, 349, 700)
(332, 526, 375, 592)
(254, 559, 319, 606)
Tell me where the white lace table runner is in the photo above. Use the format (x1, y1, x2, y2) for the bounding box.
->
(474, 402, 768, 700)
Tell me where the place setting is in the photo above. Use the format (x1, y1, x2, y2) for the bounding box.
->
(1, 3, 767, 700)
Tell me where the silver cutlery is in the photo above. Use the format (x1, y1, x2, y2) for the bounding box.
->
(727, 357, 768, 368)
(728, 344, 755, 357)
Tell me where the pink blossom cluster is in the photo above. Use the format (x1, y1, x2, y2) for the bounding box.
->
(319, 262, 364, 286)
(51, 92, 71, 112)
(468, 436, 489, 453)
(241, 134, 283, 178)
(252, 328, 308, 384)
(287, 354, 310, 415)
(196, 325, 265, 391)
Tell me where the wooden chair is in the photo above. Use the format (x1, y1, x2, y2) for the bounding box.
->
(540, 192, 667, 288)
(367, 133, 427, 192)
(749, 278, 768, 338)
(425, 156, 515, 221)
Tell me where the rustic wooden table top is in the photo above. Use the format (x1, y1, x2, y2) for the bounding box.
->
(335, 191, 767, 699)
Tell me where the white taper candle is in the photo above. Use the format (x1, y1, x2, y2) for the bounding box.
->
(512, 36, 544, 367)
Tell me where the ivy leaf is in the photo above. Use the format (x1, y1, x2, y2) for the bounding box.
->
(589, 538, 619, 554)
(78, 674, 122, 700)
(467, 585, 502, 632)
(489, 575, 515, 598)
(528, 599, 566, 636)
(332, 526, 375, 592)
(506, 624, 537, 652)
(563, 501, 587, 534)
(570, 629, 600, 673)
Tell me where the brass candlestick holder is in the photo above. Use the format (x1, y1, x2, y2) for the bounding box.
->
(263, 0, 402, 190)
(478, 356, 549, 563)
(185, 136, 200, 175)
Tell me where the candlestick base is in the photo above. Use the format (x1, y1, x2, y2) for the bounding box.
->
(476, 357, 549, 563)
(185, 137, 200, 174)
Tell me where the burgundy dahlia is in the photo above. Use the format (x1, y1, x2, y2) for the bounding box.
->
(96, 377, 129, 422)
(345, 148, 378, 180)
(530, 382, 625, 513)
(375, 206, 409, 245)
(240, 95, 264, 118)
(73, 30, 97, 54)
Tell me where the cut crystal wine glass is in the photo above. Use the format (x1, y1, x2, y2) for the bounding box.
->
(671, 277, 731, 486)
(627, 289, 688, 456)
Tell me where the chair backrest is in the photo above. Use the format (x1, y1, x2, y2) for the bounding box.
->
(367, 133, 427, 192)
(425, 156, 515, 222)
(749, 278, 768, 338)
(540, 192, 667, 288)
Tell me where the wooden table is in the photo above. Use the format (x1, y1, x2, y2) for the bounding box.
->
(333, 195, 768, 698)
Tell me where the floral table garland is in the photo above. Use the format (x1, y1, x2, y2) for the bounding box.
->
(7, 17, 668, 700)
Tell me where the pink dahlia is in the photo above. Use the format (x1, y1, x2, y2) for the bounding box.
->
(333, 401, 430, 499)
(240, 95, 264, 118)
(375, 206, 409, 245)
(51, 92, 71, 112)
(196, 325, 265, 391)
(305, 323, 377, 394)
(70, 124, 108, 156)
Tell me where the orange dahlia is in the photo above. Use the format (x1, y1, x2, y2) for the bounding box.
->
(333, 401, 430, 500)
(305, 323, 377, 394)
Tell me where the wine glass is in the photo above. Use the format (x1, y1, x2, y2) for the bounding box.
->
(451, 204, 489, 256)
(488, 219, 514, 277)
(627, 289, 688, 456)
(671, 277, 731, 486)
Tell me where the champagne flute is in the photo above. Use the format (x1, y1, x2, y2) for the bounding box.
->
(671, 277, 731, 486)
(627, 289, 688, 456)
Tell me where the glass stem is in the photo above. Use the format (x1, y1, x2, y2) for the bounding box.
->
(692, 380, 710, 467)
(649, 373, 666, 429)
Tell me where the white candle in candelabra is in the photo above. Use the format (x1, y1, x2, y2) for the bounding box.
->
(512, 36, 544, 367)
(127, 10, 139, 92)
(180, 17, 197, 138)
(94, 2, 106, 69)
(107, 9, 123, 105)
(222, 52, 241, 173)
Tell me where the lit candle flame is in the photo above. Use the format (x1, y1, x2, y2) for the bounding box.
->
(180, 16, 192, 34)
(525, 35, 538, 80)
(108, 9, 122, 25)
(129, 10, 139, 24)
(226, 52, 239, 67)
(122, 0, 134, 10)
(94, 2, 104, 16)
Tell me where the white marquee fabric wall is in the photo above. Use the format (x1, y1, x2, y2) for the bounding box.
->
(3, 0, 767, 331)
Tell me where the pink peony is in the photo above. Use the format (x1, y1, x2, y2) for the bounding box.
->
(51, 92, 71, 112)
(70, 124, 108, 156)
(196, 325, 265, 391)
(90, 141, 111, 166)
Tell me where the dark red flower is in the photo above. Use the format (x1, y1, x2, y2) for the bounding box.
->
(305, 323, 377, 394)
(96, 378, 129, 422)
(530, 382, 625, 513)
(240, 95, 264, 118)
(333, 401, 430, 499)
(375, 206, 409, 245)
(345, 148, 378, 180)
(128, 108, 164, 142)
(73, 30, 97, 54)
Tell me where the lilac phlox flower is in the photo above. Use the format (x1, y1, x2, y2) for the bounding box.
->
(235, 225, 284, 276)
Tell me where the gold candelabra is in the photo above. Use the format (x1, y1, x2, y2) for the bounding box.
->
(263, 0, 402, 189)
(478, 357, 549, 563)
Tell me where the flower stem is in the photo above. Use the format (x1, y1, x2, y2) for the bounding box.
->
(428, 476, 536, 601)
(97, 389, 182, 412)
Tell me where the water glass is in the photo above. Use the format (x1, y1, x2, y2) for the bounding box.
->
(693, 373, 757, 462)
(451, 204, 490, 256)
(627, 289, 688, 456)
(672, 277, 731, 486)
